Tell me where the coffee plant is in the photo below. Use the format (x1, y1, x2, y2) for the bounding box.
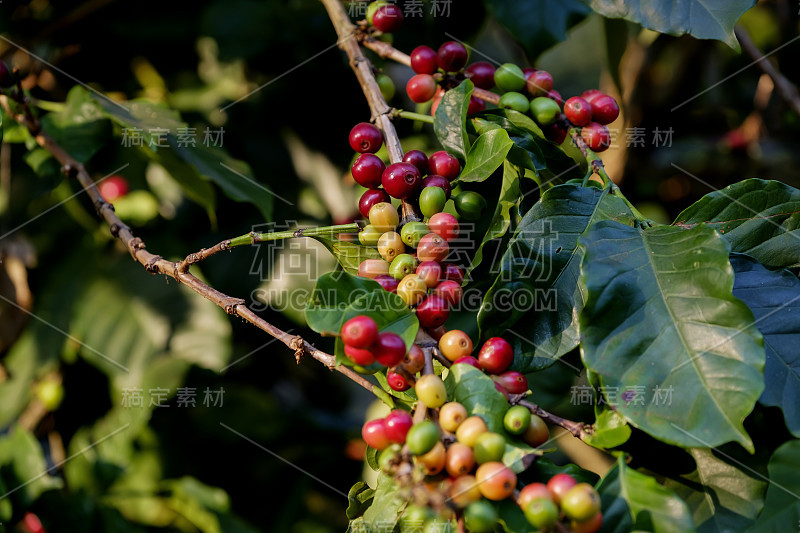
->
(0, 0, 798, 531)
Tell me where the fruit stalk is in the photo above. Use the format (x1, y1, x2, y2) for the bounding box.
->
(320, 0, 421, 222)
(517, 400, 589, 440)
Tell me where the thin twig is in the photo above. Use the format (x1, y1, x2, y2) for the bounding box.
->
(0, 93, 379, 397)
(518, 399, 589, 441)
(735, 25, 800, 117)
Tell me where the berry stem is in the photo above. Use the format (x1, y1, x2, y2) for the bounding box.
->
(392, 108, 435, 124)
(320, 0, 421, 222)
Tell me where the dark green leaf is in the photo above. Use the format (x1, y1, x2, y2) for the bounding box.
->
(730, 253, 800, 437)
(465, 161, 521, 278)
(41, 86, 111, 163)
(528, 457, 599, 485)
(0, 428, 62, 505)
(434, 80, 472, 160)
(484, 0, 590, 58)
(597, 457, 696, 533)
(664, 448, 765, 532)
(478, 185, 635, 372)
(334, 291, 419, 367)
(582, 0, 756, 50)
(580, 222, 765, 451)
(747, 440, 800, 532)
(305, 271, 383, 336)
(311, 236, 382, 276)
(673, 179, 800, 270)
(457, 128, 514, 183)
(585, 410, 631, 449)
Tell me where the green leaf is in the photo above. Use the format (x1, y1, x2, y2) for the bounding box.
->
(305, 271, 383, 336)
(374, 371, 417, 407)
(597, 457, 696, 533)
(664, 448, 766, 532)
(346, 481, 375, 520)
(478, 185, 635, 372)
(484, 0, 590, 58)
(334, 291, 419, 367)
(580, 222, 765, 451)
(0, 427, 62, 505)
(434, 80, 472, 160)
(91, 91, 273, 221)
(40, 86, 112, 163)
(673, 179, 800, 270)
(730, 253, 800, 437)
(361, 473, 404, 528)
(465, 161, 521, 278)
(747, 440, 800, 532)
(585, 410, 631, 449)
(311, 236, 382, 276)
(582, 0, 755, 50)
(457, 128, 514, 183)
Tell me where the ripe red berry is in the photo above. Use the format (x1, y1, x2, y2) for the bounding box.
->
(542, 123, 568, 145)
(372, 4, 403, 33)
(345, 344, 375, 366)
(403, 344, 425, 374)
(416, 260, 443, 288)
(374, 274, 399, 293)
(0, 61, 12, 88)
(387, 370, 410, 391)
(382, 162, 422, 199)
(417, 233, 449, 262)
(383, 409, 413, 443)
(359, 188, 391, 218)
(407, 74, 438, 103)
(349, 122, 383, 153)
(428, 151, 460, 181)
(421, 175, 451, 199)
(374, 331, 406, 366)
(564, 97, 593, 127)
(362, 419, 391, 449)
(547, 473, 578, 504)
(478, 337, 514, 374)
(351, 153, 385, 188)
(590, 95, 620, 125)
(581, 89, 604, 104)
(442, 263, 464, 284)
(453, 356, 482, 369)
(465, 61, 496, 90)
(403, 150, 429, 176)
(547, 90, 563, 107)
(98, 175, 129, 202)
(581, 122, 611, 152)
(493, 370, 528, 394)
(428, 212, 459, 241)
(410, 45, 438, 75)
(416, 294, 449, 328)
(437, 41, 468, 72)
(433, 280, 463, 305)
(526, 70, 553, 97)
(428, 325, 447, 341)
(468, 96, 486, 115)
(341, 315, 379, 348)
(430, 87, 445, 116)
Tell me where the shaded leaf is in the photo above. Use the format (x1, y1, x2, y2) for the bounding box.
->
(346, 481, 375, 520)
(674, 179, 800, 270)
(305, 271, 383, 336)
(478, 185, 635, 372)
(360, 473, 404, 528)
(312, 236, 382, 276)
(597, 457, 696, 533)
(580, 222, 765, 451)
(747, 440, 800, 532)
(582, 0, 756, 50)
(41, 86, 111, 163)
(730, 253, 800, 437)
(434, 80, 472, 160)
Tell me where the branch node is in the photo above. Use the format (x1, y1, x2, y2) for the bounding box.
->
(130, 237, 145, 251)
(145, 255, 163, 274)
(291, 336, 305, 364)
(109, 223, 122, 238)
(62, 164, 79, 179)
(222, 297, 246, 315)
